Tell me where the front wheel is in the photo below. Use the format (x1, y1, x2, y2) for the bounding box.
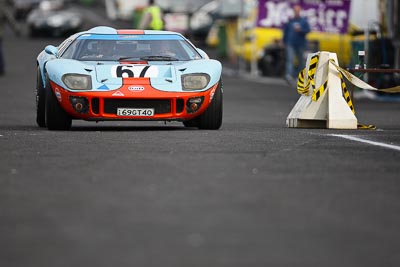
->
(183, 80, 223, 130)
(45, 78, 72, 130)
(36, 67, 46, 127)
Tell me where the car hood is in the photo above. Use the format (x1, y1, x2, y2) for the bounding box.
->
(94, 63, 177, 85)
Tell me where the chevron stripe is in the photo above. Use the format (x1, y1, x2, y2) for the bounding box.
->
(339, 72, 355, 114)
(312, 80, 328, 101)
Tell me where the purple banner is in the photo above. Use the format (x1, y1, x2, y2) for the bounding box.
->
(257, 0, 351, 34)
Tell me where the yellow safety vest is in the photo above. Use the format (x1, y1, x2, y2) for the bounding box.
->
(146, 6, 163, 30)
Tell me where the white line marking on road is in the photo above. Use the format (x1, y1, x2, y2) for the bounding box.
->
(330, 134, 400, 152)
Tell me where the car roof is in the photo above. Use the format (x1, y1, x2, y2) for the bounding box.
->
(83, 26, 182, 36)
(72, 26, 186, 41)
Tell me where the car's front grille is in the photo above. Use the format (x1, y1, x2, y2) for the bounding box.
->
(176, 98, 184, 113)
(103, 99, 171, 114)
(92, 98, 99, 114)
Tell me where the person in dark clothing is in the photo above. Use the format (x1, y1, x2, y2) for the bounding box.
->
(0, 0, 21, 75)
(283, 4, 310, 81)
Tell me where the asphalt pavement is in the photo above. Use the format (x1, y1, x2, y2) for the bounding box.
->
(1, 3, 400, 267)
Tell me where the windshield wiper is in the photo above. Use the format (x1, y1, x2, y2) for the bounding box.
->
(118, 56, 142, 61)
(140, 55, 179, 61)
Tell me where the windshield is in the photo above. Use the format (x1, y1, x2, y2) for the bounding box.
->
(61, 34, 202, 61)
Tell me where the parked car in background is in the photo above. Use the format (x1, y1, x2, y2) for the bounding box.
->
(10, 0, 42, 20)
(27, 0, 83, 37)
(189, 0, 220, 41)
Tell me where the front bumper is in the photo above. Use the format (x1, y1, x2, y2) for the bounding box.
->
(49, 80, 219, 121)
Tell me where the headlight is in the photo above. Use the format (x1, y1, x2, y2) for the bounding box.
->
(62, 74, 92, 90)
(181, 74, 210, 90)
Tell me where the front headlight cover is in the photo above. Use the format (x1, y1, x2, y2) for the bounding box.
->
(62, 74, 92, 90)
(181, 73, 210, 90)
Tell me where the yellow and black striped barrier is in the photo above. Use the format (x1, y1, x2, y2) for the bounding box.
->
(296, 56, 400, 130)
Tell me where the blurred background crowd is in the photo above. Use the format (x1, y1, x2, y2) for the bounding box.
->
(2, 0, 400, 86)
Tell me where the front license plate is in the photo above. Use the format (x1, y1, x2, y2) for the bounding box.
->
(117, 108, 154, 116)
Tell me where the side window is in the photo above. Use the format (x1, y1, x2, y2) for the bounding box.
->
(58, 37, 74, 55)
(178, 40, 201, 60)
(60, 40, 79, 59)
(58, 40, 69, 53)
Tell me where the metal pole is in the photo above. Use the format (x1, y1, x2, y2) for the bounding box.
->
(238, 0, 245, 75)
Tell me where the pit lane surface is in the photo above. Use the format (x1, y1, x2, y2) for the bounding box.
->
(1, 25, 400, 267)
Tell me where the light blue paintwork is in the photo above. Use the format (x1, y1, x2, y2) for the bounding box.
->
(36, 26, 222, 92)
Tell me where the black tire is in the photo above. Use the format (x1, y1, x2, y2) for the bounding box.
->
(183, 117, 200, 128)
(198, 80, 223, 129)
(45, 78, 72, 130)
(183, 80, 223, 130)
(36, 67, 46, 127)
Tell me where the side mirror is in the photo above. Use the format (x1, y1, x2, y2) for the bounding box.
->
(197, 48, 209, 59)
(45, 45, 59, 57)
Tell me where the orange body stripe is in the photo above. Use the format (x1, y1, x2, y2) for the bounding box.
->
(117, 30, 145, 35)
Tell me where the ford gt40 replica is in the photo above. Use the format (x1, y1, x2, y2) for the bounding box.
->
(36, 26, 223, 130)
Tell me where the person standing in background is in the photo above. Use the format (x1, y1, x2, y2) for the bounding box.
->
(0, 0, 21, 75)
(138, 0, 164, 30)
(283, 4, 310, 82)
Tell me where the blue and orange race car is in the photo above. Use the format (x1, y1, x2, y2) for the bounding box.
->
(36, 26, 223, 130)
